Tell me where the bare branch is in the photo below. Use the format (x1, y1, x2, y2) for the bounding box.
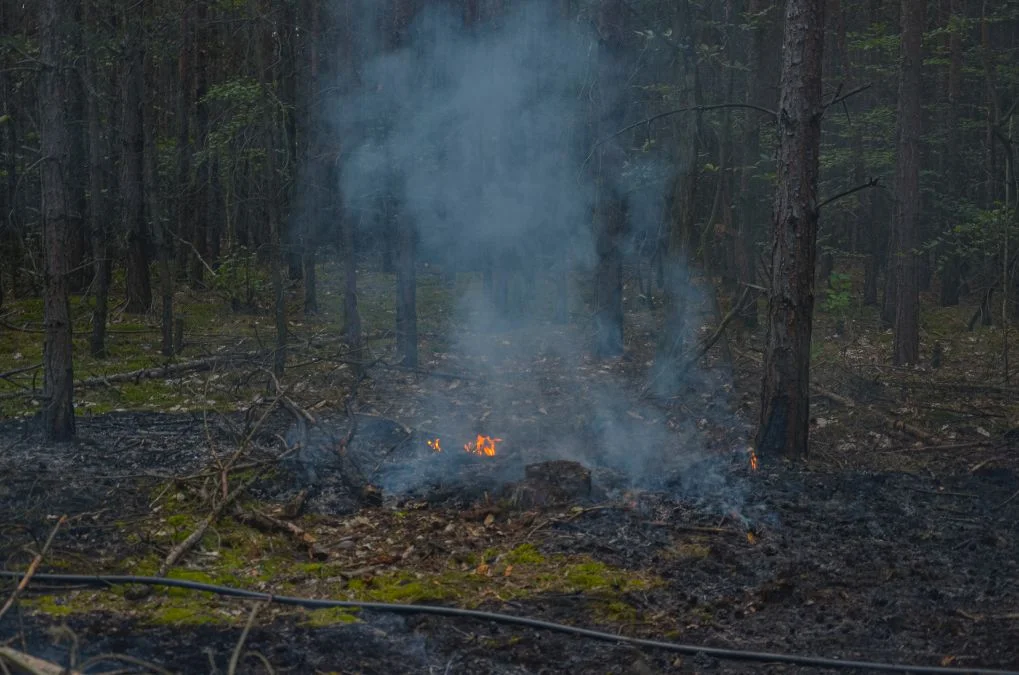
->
(817, 177, 881, 211)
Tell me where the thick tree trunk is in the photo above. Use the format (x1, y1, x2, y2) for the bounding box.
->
(121, 0, 151, 314)
(757, 0, 824, 460)
(893, 0, 924, 365)
(40, 0, 77, 441)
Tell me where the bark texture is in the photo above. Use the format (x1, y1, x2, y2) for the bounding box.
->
(893, 0, 924, 365)
(757, 0, 825, 460)
(40, 0, 77, 440)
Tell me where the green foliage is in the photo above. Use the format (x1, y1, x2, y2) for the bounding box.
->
(822, 272, 853, 315)
(210, 246, 270, 310)
(929, 205, 1017, 273)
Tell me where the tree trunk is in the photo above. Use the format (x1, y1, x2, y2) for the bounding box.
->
(176, 2, 195, 283)
(892, 0, 923, 366)
(592, 0, 627, 359)
(653, 0, 700, 391)
(395, 208, 418, 367)
(145, 51, 174, 357)
(40, 0, 78, 441)
(593, 195, 625, 358)
(343, 212, 362, 356)
(940, 0, 963, 307)
(66, 8, 90, 294)
(757, 0, 825, 460)
(191, 0, 211, 284)
(121, 0, 151, 314)
(85, 0, 112, 357)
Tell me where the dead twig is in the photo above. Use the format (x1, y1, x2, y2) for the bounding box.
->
(158, 444, 297, 577)
(817, 177, 880, 211)
(0, 350, 271, 401)
(0, 647, 79, 675)
(994, 488, 1019, 510)
(812, 385, 938, 444)
(77, 653, 174, 675)
(0, 515, 66, 622)
(232, 507, 329, 560)
(227, 602, 264, 675)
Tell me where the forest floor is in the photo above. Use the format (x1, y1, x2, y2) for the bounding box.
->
(0, 259, 1018, 674)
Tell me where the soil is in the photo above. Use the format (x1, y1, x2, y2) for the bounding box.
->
(2, 405, 1018, 674)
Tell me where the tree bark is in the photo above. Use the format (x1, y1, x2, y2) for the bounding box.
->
(940, 0, 963, 307)
(121, 0, 151, 314)
(893, 0, 924, 365)
(343, 211, 362, 357)
(653, 0, 700, 391)
(176, 2, 195, 283)
(144, 49, 174, 357)
(395, 207, 418, 367)
(39, 0, 78, 440)
(85, 0, 113, 357)
(757, 0, 824, 460)
(592, 0, 627, 359)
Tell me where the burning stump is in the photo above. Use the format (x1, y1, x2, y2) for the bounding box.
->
(505, 460, 592, 508)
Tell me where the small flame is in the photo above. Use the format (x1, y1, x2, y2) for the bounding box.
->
(748, 446, 759, 471)
(465, 434, 502, 457)
(747, 532, 757, 545)
(426, 435, 501, 457)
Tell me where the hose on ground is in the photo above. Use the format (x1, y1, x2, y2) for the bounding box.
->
(1, 571, 1015, 675)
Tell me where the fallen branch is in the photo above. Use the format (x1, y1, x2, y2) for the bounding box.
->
(812, 385, 937, 444)
(0, 647, 79, 675)
(0, 515, 66, 622)
(227, 602, 263, 675)
(0, 350, 270, 401)
(158, 444, 296, 577)
(232, 507, 329, 560)
(739, 350, 939, 443)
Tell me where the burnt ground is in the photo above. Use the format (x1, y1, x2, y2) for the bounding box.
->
(1, 406, 1018, 674)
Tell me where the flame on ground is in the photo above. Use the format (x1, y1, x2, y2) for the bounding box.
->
(748, 446, 759, 471)
(426, 435, 501, 457)
(465, 434, 502, 456)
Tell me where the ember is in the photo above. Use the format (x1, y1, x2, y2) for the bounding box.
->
(748, 446, 759, 471)
(425, 434, 501, 457)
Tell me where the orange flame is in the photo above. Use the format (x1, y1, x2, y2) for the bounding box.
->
(747, 532, 757, 545)
(426, 435, 501, 457)
(748, 447, 759, 471)
(465, 434, 502, 457)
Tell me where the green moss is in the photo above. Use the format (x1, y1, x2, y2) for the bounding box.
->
(304, 607, 361, 627)
(25, 594, 79, 617)
(504, 543, 544, 565)
(148, 602, 227, 626)
(595, 600, 638, 623)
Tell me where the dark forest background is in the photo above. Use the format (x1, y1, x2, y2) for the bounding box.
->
(4, 0, 1019, 456)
